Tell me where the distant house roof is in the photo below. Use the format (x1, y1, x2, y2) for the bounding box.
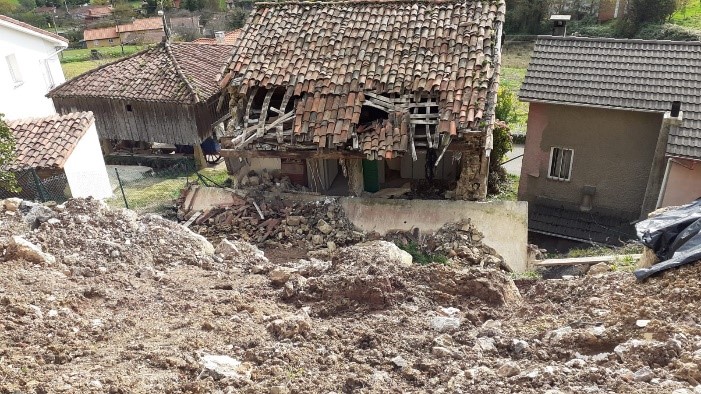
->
(520, 36, 701, 159)
(48, 42, 234, 104)
(7, 112, 94, 170)
(192, 29, 241, 45)
(0, 15, 68, 46)
(118, 17, 163, 33)
(83, 26, 119, 41)
(224, 0, 505, 155)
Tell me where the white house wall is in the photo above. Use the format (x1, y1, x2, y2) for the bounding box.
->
(63, 122, 113, 199)
(0, 24, 66, 120)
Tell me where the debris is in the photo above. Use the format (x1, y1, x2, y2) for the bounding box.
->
(6, 236, 56, 265)
(200, 355, 250, 380)
(636, 319, 651, 328)
(430, 316, 461, 332)
(215, 239, 268, 265)
(587, 262, 610, 276)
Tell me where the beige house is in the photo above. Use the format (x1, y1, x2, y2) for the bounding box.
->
(83, 17, 165, 48)
(519, 36, 699, 244)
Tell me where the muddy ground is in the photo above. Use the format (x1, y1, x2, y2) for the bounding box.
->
(1, 199, 701, 393)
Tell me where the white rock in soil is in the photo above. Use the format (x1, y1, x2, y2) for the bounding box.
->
(431, 346, 454, 358)
(391, 355, 408, 368)
(474, 337, 497, 353)
(544, 326, 573, 344)
(633, 366, 654, 382)
(316, 219, 334, 235)
(636, 319, 651, 328)
(270, 386, 289, 394)
(565, 358, 587, 368)
(7, 236, 55, 265)
(216, 239, 267, 263)
(3, 197, 21, 212)
(268, 267, 297, 285)
(430, 316, 460, 332)
(512, 339, 529, 354)
(588, 262, 610, 276)
(439, 307, 461, 317)
(497, 361, 521, 377)
(201, 354, 250, 380)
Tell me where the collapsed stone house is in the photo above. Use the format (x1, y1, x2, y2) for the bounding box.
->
(219, 0, 505, 199)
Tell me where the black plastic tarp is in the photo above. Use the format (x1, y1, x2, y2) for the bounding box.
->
(634, 199, 701, 280)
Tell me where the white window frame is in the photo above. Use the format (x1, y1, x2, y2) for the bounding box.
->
(5, 54, 23, 87)
(548, 147, 574, 181)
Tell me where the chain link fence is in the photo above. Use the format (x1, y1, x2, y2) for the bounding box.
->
(0, 169, 70, 203)
(105, 159, 198, 215)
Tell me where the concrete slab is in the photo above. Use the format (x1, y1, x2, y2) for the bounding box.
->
(340, 198, 528, 273)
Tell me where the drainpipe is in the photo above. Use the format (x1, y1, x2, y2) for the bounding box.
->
(655, 158, 673, 209)
(640, 103, 683, 218)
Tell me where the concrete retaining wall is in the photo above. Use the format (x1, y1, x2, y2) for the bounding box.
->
(339, 198, 528, 273)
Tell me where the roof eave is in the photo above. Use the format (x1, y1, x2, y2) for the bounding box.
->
(0, 18, 68, 47)
(519, 97, 667, 114)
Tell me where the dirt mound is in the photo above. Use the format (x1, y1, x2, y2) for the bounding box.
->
(2, 198, 701, 393)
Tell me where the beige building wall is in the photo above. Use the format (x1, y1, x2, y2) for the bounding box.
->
(519, 102, 663, 218)
(660, 158, 701, 207)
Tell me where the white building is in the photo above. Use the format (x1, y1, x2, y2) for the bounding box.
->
(0, 15, 68, 120)
(7, 112, 113, 200)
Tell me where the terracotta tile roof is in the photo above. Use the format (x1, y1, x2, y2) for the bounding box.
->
(192, 30, 242, 45)
(83, 26, 119, 41)
(7, 112, 94, 170)
(86, 6, 112, 17)
(225, 0, 505, 158)
(48, 42, 234, 104)
(0, 15, 68, 44)
(520, 36, 701, 160)
(118, 17, 163, 33)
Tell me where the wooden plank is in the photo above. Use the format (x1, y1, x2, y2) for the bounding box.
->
(535, 254, 643, 267)
(221, 149, 366, 160)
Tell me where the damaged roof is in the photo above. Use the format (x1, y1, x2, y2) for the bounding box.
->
(7, 112, 94, 170)
(48, 42, 233, 104)
(520, 36, 701, 159)
(225, 0, 505, 157)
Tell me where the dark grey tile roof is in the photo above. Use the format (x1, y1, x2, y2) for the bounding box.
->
(519, 36, 701, 159)
(529, 203, 636, 245)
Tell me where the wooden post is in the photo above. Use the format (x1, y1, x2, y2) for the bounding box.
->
(194, 144, 207, 169)
(347, 158, 364, 197)
(100, 138, 113, 155)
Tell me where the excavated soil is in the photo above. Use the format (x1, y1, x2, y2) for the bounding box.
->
(1, 199, 701, 393)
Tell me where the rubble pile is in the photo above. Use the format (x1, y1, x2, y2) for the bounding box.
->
(178, 188, 365, 249)
(3, 198, 701, 393)
(385, 219, 506, 270)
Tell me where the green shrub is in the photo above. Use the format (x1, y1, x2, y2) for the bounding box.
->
(495, 86, 519, 124)
(396, 242, 449, 266)
(634, 23, 701, 40)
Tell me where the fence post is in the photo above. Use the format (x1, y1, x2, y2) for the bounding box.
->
(31, 169, 48, 202)
(114, 168, 129, 209)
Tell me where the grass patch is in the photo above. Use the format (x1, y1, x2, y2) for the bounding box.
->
(396, 241, 449, 266)
(488, 174, 519, 202)
(500, 43, 531, 133)
(672, 2, 701, 29)
(106, 167, 230, 213)
(511, 270, 542, 280)
(564, 243, 643, 258)
(61, 59, 118, 80)
(61, 45, 147, 63)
